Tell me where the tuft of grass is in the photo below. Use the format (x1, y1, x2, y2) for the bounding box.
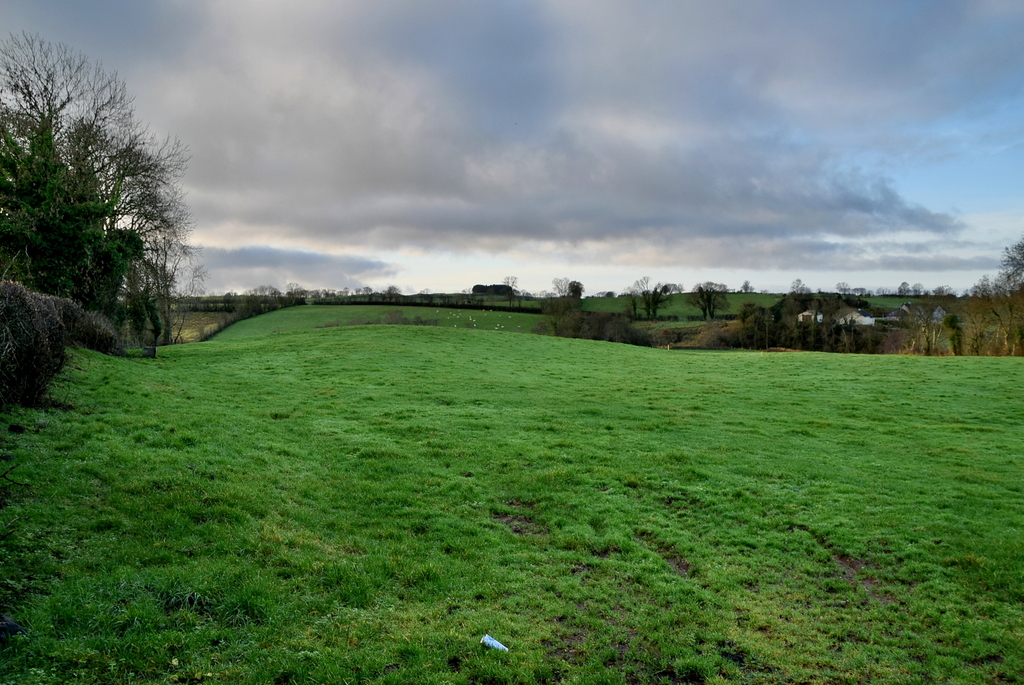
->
(0, 312, 1022, 683)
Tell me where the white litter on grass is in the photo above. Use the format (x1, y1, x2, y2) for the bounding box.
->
(481, 634, 509, 651)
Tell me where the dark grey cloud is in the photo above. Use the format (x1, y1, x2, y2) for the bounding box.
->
(346, 0, 562, 140)
(3, 0, 1023, 288)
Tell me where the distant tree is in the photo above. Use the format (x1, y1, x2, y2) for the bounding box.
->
(961, 278, 993, 355)
(736, 301, 773, 349)
(897, 281, 911, 297)
(790, 278, 810, 294)
(502, 275, 518, 306)
(739, 280, 753, 293)
(943, 314, 963, 356)
(990, 274, 1024, 355)
(688, 282, 730, 320)
(384, 284, 401, 302)
(540, 294, 580, 334)
(550, 277, 583, 300)
(836, 282, 850, 294)
(899, 298, 949, 355)
(629, 277, 672, 319)
(623, 284, 641, 319)
(1000, 233, 1024, 288)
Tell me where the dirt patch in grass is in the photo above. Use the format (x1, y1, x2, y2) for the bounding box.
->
(491, 512, 548, 536)
(491, 499, 548, 536)
(543, 631, 587, 662)
(637, 531, 691, 577)
(625, 664, 706, 684)
(790, 525, 894, 604)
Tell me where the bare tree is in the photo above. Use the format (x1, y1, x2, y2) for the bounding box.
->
(502, 275, 518, 307)
(688, 282, 730, 320)
(990, 274, 1024, 355)
(962, 277, 995, 355)
(1, 33, 198, 334)
(1000, 233, 1024, 288)
(552, 277, 570, 298)
(623, 283, 641, 319)
(899, 300, 946, 355)
(630, 277, 672, 319)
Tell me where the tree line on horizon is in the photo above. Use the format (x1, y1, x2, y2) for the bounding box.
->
(233, 240, 1024, 356)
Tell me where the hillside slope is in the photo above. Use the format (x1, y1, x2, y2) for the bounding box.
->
(1, 318, 1021, 683)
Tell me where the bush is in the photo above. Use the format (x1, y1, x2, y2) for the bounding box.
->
(535, 308, 653, 347)
(0, 281, 79, 409)
(71, 310, 124, 356)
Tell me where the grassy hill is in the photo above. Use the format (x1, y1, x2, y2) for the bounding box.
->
(1, 313, 1021, 684)
(212, 305, 545, 341)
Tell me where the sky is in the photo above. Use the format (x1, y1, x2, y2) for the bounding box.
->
(3, 0, 1024, 296)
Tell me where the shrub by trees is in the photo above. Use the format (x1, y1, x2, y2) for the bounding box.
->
(0, 280, 125, 410)
(535, 300, 652, 347)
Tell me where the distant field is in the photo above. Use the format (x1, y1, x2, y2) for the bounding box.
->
(1, 310, 1021, 683)
(211, 305, 545, 341)
(175, 294, 913, 345)
(176, 311, 223, 343)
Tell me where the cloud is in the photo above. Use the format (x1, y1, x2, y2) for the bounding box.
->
(4, 0, 1024, 287)
(200, 246, 394, 293)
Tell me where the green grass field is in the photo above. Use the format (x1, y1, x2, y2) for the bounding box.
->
(1, 312, 1022, 684)
(212, 305, 545, 341)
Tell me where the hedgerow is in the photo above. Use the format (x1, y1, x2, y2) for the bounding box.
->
(0, 281, 122, 410)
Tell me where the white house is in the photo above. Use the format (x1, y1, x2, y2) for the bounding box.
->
(885, 302, 947, 323)
(836, 309, 875, 326)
